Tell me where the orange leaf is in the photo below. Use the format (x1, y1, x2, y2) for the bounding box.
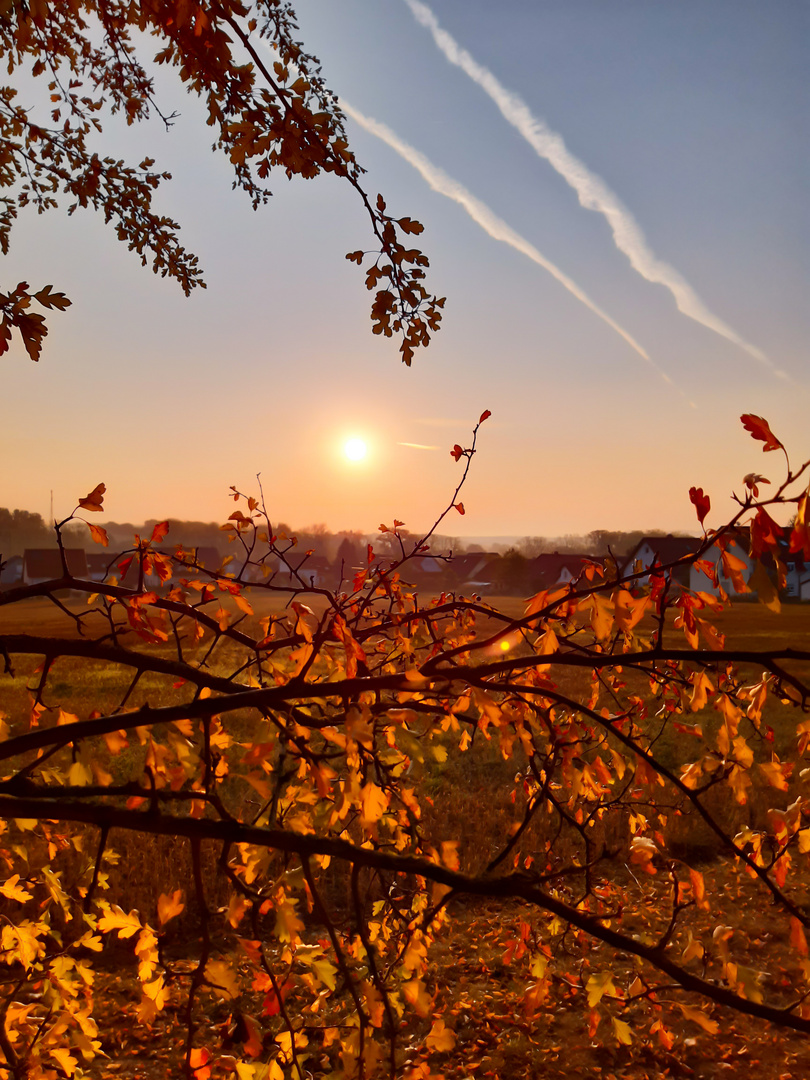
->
(455, 503, 465, 515)
(740, 414, 783, 452)
(750, 507, 783, 559)
(189, 1047, 211, 1080)
(79, 482, 106, 512)
(87, 523, 109, 547)
(450, 444, 464, 461)
(151, 520, 169, 543)
(157, 889, 185, 926)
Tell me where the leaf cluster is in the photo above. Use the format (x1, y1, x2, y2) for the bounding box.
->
(0, 0, 443, 362)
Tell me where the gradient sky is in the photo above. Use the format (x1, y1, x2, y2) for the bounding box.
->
(3, 0, 808, 540)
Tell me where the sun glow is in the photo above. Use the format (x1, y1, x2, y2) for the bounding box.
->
(344, 437, 368, 462)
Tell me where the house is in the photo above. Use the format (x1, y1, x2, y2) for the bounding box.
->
(0, 554, 23, 589)
(448, 552, 500, 593)
(528, 552, 605, 591)
(784, 557, 810, 601)
(623, 532, 763, 600)
(22, 548, 88, 585)
(621, 535, 700, 588)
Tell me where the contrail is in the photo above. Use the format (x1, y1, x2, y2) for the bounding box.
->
(399, 442, 440, 450)
(404, 0, 785, 380)
(340, 99, 686, 393)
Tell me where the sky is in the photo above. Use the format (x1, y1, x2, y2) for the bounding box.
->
(3, 0, 808, 541)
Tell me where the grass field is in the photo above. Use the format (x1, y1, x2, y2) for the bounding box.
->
(2, 592, 810, 1077)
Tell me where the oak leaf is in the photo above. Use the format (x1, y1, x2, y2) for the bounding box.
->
(741, 413, 783, 452)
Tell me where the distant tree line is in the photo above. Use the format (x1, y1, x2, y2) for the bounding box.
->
(1, 508, 686, 574)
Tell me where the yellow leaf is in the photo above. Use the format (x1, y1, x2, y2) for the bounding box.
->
(586, 971, 616, 1008)
(360, 782, 389, 827)
(426, 1017, 455, 1052)
(402, 977, 431, 1017)
(157, 889, 185, 926)
(50, 1048, 78, 1075)
(0, 875, 33, 903)
(362, 979, 385, 1027)
(612, 1016, 633, 1045)
(677, 1003, 719, 1034)
(205, 958, 240, 1000)
(98, 904, 142, 938)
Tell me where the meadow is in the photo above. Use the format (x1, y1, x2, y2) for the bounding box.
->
(2, 591, 810, 1078)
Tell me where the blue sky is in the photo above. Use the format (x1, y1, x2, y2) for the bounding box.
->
(3, 0, 807, 539)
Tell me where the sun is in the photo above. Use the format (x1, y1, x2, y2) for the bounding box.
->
(343, 437, 368, 462)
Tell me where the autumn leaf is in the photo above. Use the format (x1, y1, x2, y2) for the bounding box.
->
(426, 1017, 455, 1052)
(750, 506, 783, 559)
(78, 482, 106, 512)
(741, 413, 783, 452)
(450, 444, 464, 461)
(150, 520, 169, 543)
(360, 781, 389, 826)
(479, 409, 491, 423)
(157, 889, 185, 926)
(688, 486, 710, 526)
(97, 904, 142, 938)
(612, 1017, 633, 1045)
(455, 503, 465, 515)
(87, 522, 109, 547)
(677, 1003, 719, 1034)
(205, 958, 240, 1000)
(586, 971, 617, 1008)
(0, 875, 33, 903)
(402, 978, 431, 1017)
(189, 1047, 212, 1080)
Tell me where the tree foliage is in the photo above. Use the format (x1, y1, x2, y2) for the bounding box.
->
(0, 0, 444, 364)
(1, 415, 810, 1077)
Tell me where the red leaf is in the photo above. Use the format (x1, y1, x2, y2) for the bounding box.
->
(455, 503, 465, 515)
(78, 482, 106, 512)
(750, 506, 784, 559)
(741, 414, 783, 452)
(151, 520, 169, 543)
(479, 409, 492, 424)
(688, 486, 711, 526)
(450, 444, 464, 462)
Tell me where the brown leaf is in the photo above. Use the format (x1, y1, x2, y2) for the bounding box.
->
(78, 482, 106, 512)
